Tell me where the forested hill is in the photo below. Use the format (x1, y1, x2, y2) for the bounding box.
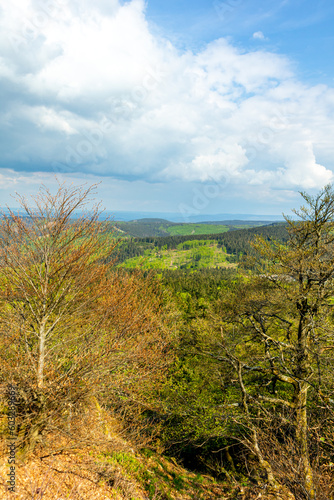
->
(114, 218, 276, 238)
(113, 222, 288, 264)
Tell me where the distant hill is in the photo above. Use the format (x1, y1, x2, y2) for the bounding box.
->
(114, 218, 278, 238)
(200, 220, 276, 226)
(105, 210, 285, 222)
(1, 208, 286, 223)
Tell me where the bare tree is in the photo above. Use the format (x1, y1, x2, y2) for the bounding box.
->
(0, 182, 171, 456)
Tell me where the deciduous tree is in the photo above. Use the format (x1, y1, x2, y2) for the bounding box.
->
(0, 183, 171, 456)
(214, 185, 334, 498)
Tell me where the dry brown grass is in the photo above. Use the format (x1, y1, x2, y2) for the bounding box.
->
(0, 446, 306, 500)
(0, 399, 147, 499)
(0, 454, 121, 499)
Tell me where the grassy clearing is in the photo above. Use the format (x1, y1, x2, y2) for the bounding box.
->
(121, 240, 236, 270)
(166, 224, 229, 236)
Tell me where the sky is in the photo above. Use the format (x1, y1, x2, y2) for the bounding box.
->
(0, 0, 334, 219)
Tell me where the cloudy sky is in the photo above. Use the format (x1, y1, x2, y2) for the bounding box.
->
(1, 0, 334, 218)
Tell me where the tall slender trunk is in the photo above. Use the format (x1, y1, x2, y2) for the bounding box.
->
(236, 358, 295, 498)
(295, 382, 316, 499)
(37, 320, 47, 389)
(294, 308, 316, 499)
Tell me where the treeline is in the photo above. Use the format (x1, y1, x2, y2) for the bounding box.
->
(113, 223, 288, 264)
(114, 218, 175, 237)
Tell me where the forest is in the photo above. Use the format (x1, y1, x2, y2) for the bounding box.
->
(113, 219, 273, 239)
(113, 222, 288, 267)
(0, 183, 334, 500)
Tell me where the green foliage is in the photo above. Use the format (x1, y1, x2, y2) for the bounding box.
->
(176, 239, 215, 250)
(112, 223, 288, 269)
(120, 240, 234, 270)
(158, 187, 334, 498)
(167, 224, 229, 236)
(114, 218, 273, 238)
(97, 448, 228, 499)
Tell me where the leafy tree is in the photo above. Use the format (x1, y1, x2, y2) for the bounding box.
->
(215, 185, 334, 498)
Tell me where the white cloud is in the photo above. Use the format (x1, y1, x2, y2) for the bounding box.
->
(0, 0, 333, 203)
(252, 31, 266, 40)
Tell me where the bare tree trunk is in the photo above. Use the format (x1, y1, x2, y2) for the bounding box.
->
(295, 382, 316, 499)
(251, 427, 283, 492)
(37, 320, 47, 389)
(235, 358, 295, 498)
(294, 308, 316, 499)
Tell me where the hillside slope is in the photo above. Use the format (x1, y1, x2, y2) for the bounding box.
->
(114, 219, 276, 238)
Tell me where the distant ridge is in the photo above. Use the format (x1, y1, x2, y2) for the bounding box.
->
(105, 210, 284, 223)
(127, 218, 174, 224)
(200, 219, 279, 226)
(1, 208, 285, 223)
